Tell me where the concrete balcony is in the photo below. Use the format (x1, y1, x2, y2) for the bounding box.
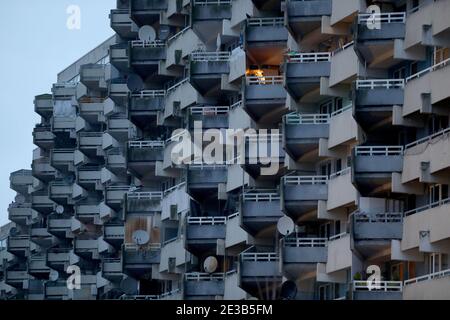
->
(28, 254, 51, 278)
(192, 0, 231, 43)
(325, 233, 352, 274)
(107, 115, 134, 142)
(125, 190, 163, 216)
(189, 106, 229, 129)
(5, 270, 30, 289)
(7, 236, 37, 258)
(47, 217, 75, 239)
(283, 113, 329, 162)
(128, 140, 164, 179)
(10, 170, 33, 194)
(130, 40, 166, 77)
(184, 272, 225, 300)
(352, 280, 402, 300)
(77, 166, 103, 191)
(282, 235, 327, 280)
(160, 182, 190, 221)
(74, 237, 111, 260)
(185, 216, 227, 254)
(31, 191, 55, 214)
(327, 168, 358, 211)
(51, 116, 76, 134)
(282, 175, 328, 219)
(187, 164, 227, 194)
(328, 104, 359, 149)
(50, 149, 75, 173)
(354, 79, 404, 129)
(404, 58, 450, 117)
(8, 203, 38, 226)
(404, 269, 450, 300)
(242, 133, 285, 179)
(75, 202, 111, 225)
(106, 147, 127, 175)
(355, 12, 406, 67)
(102, 258, 123, 282)
(189, 52, 230, 95)
(80, 64, 108, 91)
(33, 125, 55, 150)
(244, 76, 287, 123)
(32, 158, 57, 182)
(105, 185, 129, 210)
(79, 98, 106, 124)
(285, 52, 331, 101)
(123, 243, 161, 277)
(78, 132, 104, 158)
(44, 281, 70, 300)
(245, 17, 288, 49)
(403, 128, 450, 185)
(352, 146, 403, 196)
(103, 223, 125, 248)
(46, 248, 79, 272)
(110, 9, 138, 39)
(285, 0, 332, 38)
(110, 43, 130, 72)
(240, 190, 283, 236)
(49, 181, 87, 205)
(130, 0, 168, 25)
(129, 90, 165, 128)
(52, 82, 77, 100)
(27, 279, 46, 300)
(352, 212, 403, 241)
(108, 78, 130, 106)
(239, 248, 282, 298)
(30, 227, 53, 248)
(34, 94, 53, 119)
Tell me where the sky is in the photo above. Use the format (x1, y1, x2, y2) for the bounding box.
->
(0, 0, 116, 225)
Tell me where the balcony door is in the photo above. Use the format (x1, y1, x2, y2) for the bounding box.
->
(428, 253, 449, 274)
(429, 184, 449, 205)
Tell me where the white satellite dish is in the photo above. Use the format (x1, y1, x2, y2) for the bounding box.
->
(203, 256, 218, 274)
(138, 25, 156, 43)
(277, 215, 295, 236)
(132, 230, 150, 246)
(55, 205, 64, 215)
(49, 269, 59, 281)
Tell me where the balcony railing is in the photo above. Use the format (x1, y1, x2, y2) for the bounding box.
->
(329, 167, 351, 180)
(329, 232, 348, 241)
(330, 103, 353, 117)
(404, 268, 450, 286)
(354, 146, 403, 156)
(120, 289, 181, 300)
(284, 236, 328, 247)
(241, 252, 279, 262)
(193, 0, 231, 5)
(190, 106, 229, 115)
(167, 26, 190, 43)
(124, 243, 161, 251)
(353, 280, 403, 292)
(128, 141, 165, 148)
(285, 113, 330, 125)
(404, 197, 450, 216)
(246, 76, 283, 85)
(406, 57, 450, 82)
(185, 272, 225, 281)
(166, 78, 189, 94)
(405, 127, 450, 150)
(283, 175, 328, 185)
(191, 51, 230, 62)
(243, 191, 280, 202)
(131, 90, 166, 98)
(354, 212, 403, 223)
(247, 17, 284, 27)
(127, 191, 163, 200)
(130, 40, 165, 48)
(287, 52, 331, 63)
(187, 216, 227, 225)
(358, 12, 406, 24)
(356, 79, 405, 89)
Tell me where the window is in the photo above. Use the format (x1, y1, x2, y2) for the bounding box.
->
(320, 161, 332, 176)
(410, 61, 418, 76)
(393, 67, 406, 79)
(320, 223, 331, 238)
(429, 184, 449, 204)
(427, 115, 448, 135)
(428, 253, 449, 274)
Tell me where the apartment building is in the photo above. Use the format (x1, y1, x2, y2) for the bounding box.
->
(1, 0, 450, 300)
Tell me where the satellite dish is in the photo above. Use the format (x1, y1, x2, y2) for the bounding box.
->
(9, 227, 18, 237)
(280, 280, 297, 300)
(132, 230, 150, 246)
(49, 270, 59, 281)
(126, 74, 144, 92)
(120, 276, 139, 295)
(138, 25, 156, 42)
(203, 256, 218, 273)
(55, 205, 64, 215)
(277, 215, 295, 236)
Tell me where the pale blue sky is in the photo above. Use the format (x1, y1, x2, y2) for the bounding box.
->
(0, 0, 116, 225)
